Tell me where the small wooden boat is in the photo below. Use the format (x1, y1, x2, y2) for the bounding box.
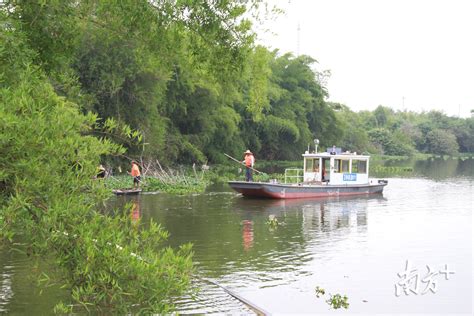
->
(112, 188, 142, 195)
(228, 146, 388, 199)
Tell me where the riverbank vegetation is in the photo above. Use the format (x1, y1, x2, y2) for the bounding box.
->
(0, 17, 194, 315)
(334, 104, 473, 157)
(105, 174, 208, 195)
(0, 0, 264, 313)
(3, 0, 470, 171)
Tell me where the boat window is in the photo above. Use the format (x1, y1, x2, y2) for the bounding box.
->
(305, 159, 313, 172)
(313, 159, 320, 172)
(334, 159, 350, 173)
(305, 158, 320, 172)
(341, 160, 350, 172)
(334, 159, 340, 173)
(351, 159, 367, 173)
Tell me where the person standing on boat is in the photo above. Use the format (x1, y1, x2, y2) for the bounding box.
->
(242, 150, 255, 182)
(129, 160, 141, 189)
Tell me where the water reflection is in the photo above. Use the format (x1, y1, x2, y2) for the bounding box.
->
(167, 194, 387, 314)
(0, 264, 13, 313)
(108, 195, 142, 223)
(0, 247, 67, 314)
(372, 156, 474, 179)
(131, 196, 141, 223)
(181, 195, 384, 305)
(241, 220, 254, 251)
(232, 195, 383, 233)
(186, 195, 386, 281)
(126, 193, 388, 293)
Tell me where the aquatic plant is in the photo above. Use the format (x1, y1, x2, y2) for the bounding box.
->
(266, 215, 281, 229)
(315, 286, 326, 298)
(105, 174, 207, 195)
(314, 286, 349, 309)
(326, 293, 349, 309)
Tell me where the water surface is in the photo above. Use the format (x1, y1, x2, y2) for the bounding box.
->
(1, 157, 473, 314)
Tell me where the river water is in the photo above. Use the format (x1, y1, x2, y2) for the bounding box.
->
(1, 157, 473, 314)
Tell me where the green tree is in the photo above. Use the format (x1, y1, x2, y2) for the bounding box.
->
(243, 45, 273, 122)
(425, 129, 459, 155)
(254, 53, 340, 160)
(1, 10, 192, 313)
(5, 0, 261, 164)
(368, 128, 414, 156)
(373, 105, 391, 127)
(449, 118, 474, 153)
(331, 103, 372, 153)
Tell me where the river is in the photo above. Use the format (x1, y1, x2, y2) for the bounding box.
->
(1, 157, 472, 314)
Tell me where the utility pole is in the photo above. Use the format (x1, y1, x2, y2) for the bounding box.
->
(297, 22, 300, 57)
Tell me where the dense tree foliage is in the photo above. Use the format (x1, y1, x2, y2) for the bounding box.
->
(5, 0, 470, 170)
(335, 105, 473, 156)
(1, 0, 269, 312)
(0, 5, 197, 313)
(3, 0, 471, 170)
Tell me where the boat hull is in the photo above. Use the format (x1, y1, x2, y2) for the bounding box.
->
(228, 180, 387, 199)
(112, 188, 142, 195)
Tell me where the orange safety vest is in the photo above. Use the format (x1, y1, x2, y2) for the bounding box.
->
(244, 154, 254, 167)
(131, 164, 140, 177)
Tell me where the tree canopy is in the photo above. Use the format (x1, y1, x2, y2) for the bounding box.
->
(335, 105, 473, 156)
(3, 1, 471, 169)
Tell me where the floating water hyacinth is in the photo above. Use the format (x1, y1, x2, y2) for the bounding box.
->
(266, 215, 281, 229)
(314, 285, 349, 309)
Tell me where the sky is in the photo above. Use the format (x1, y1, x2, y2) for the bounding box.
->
(255, 0, 474, 117)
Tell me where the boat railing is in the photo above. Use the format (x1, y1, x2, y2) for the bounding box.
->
(284, 168, 304, 184)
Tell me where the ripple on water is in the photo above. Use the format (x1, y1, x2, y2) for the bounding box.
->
(120, 176, 473, 314)
(0, 263, 14, 313)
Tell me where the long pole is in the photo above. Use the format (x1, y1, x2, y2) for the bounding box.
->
(202, 277, 270, 315)
(224, 153, 265, 174)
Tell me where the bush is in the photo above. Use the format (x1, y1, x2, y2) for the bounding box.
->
(0, 33, 193, 313)
(368, 128, 414, 156)
(426, 129, 459, 155)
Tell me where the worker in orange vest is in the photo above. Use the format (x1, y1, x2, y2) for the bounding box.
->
(128, 160, 141, 189)
(242, 150, 255, 182)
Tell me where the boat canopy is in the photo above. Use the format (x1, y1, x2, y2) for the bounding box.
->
(302, 151, 370, 185)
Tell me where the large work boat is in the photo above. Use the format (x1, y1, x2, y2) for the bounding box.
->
(228, 146, 388, 199)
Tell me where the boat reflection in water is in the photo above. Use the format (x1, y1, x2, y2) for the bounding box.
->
(172, 193, 382, 312)
(232, 194, 386, 235)
(215, 195, 386, 278)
